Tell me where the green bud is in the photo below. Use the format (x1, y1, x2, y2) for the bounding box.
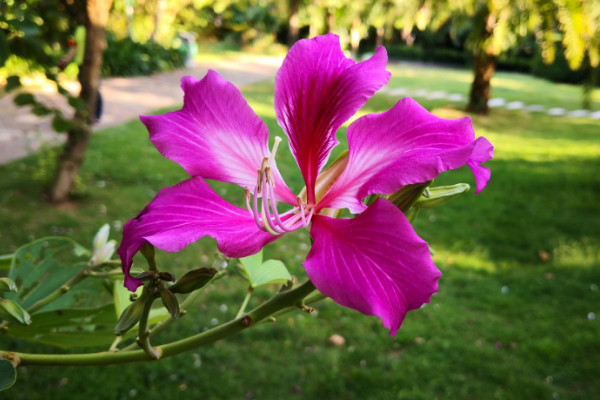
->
(0, 278, 17, 292)
(387, 181, 433, 213)
(114, 288, 153, 336)
(413, 183, 470, 208)
(0, 299, 31, 325)
(140, 243, 157, 271)
(159, 285, 180, 319)
(158, 272, 176, 282)
(135, 271, 158, 282)
(169, 267, 218, 294)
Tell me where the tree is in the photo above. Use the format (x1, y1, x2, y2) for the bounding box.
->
(549, 0, 599, 109)
(51, 0, 114, 203)
(403, 0, 553, 114)
(1, 0, 113, 203)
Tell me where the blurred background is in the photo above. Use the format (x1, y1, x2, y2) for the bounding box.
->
(0, 1, 599, 399)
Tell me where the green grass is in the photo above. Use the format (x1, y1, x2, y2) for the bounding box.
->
(387, 63, 600, 111)
(1, 64, 599, 400)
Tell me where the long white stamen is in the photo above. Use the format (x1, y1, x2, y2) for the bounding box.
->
(268, 137, 282, 169)
(260, 172, 284, 235)
(267, 181, 296, 232)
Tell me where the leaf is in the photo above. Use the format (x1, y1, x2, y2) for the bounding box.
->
(0, 254, 13, 270)
(6, 304, 118, 348)
(13, 93, 35, 107)
(5, 76, 21, 93)
(0, 30, 8, 68)
(0, 359, 17, 391)
(5, 237, 92, 313)
(239, 254, 292, 289)
(51, 112, 74, 133)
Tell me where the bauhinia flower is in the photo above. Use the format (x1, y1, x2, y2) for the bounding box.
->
(117, 34, 493, 335)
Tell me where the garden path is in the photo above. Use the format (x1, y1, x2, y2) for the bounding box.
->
(0, 56, 283, 165)
(1, 57, 598, 165)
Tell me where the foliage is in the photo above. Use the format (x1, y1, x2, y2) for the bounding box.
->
(102, 34, 186, 77)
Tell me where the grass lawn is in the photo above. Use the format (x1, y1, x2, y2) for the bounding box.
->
(1, 63, 599, 400)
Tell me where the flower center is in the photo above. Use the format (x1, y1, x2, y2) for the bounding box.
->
(245, 136, 314, 235)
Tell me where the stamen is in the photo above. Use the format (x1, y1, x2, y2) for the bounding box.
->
(267, 181, 296, 232)
(260, 171, 284, 235)
(268, 137, 282, 168)
(256, 169, 263, 194)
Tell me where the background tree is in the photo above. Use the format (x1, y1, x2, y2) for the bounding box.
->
(52, 0, 114, 203)
(1, 0, 114, 203)
(550, 0, 599, 109)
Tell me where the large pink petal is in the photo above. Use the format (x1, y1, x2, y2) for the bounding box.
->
(318, 98, 494, 213)
(117, 177, 280, 291)
(141, 71, 295, 204)
(274, 34, 390, 204)
(304, 198, 441, 336)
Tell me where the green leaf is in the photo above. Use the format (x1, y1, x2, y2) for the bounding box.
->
(31, 102, 52, 117)
(239, 254, 292, 289)
(0, 278, 17, 292)
(5, 237, 92, 313)
(5, 76, 21, 93)
(51, 112, 74, 133)
(13, 93, 35, 107)
(6, 304, 118, 348)
(0, 299, 31, 325)
(67, 95, 87, 112)
(0, 359, 17, 391)
(0, 254, 13, 270)
(0, 30, 8, 68)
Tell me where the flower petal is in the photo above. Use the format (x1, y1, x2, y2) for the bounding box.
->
(304, 198, 441, 336)
(274, 34, 390, 203)
(141, 71, 295, 204)
(117, 177, 280, 291)
(319, 98, 494, 213)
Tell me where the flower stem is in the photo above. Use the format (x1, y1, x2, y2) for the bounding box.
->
(235, 287, 253, 319)
(2, 280, 317, 366)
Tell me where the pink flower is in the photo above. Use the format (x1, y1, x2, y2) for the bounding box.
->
(117, 34, 493, 335)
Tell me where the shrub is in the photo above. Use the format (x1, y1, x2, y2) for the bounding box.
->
(102, 34, 186, 77)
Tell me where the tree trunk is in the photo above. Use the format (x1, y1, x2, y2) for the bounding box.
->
(466, 9, 497, 115)
(288, 0, 301, 47)
(467, 47, 496, 115)
(50, 0, 113, 203)
(324, 9, 335, 34)
(350, 18, 361, 59)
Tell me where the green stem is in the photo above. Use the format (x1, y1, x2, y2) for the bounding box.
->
(2, 280, 316, 366)
(235, 287, 253, 319)
(136, 289, 160, 359)
(120, 273, 219, 352)
(25, 266, 90, 314)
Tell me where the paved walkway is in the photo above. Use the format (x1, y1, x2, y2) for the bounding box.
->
(0, 56, 283, 164)
(2, 57, 598, 165)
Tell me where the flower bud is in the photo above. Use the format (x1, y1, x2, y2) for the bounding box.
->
(114, 288, 153, 335)
(169, 267, 218, 294)
(0, 277, 17, 293)
(0, 299, 31, 325)
(159, 285, 180, 319)
(387, 181, 433, 213)
(413, 183, 470, 208)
